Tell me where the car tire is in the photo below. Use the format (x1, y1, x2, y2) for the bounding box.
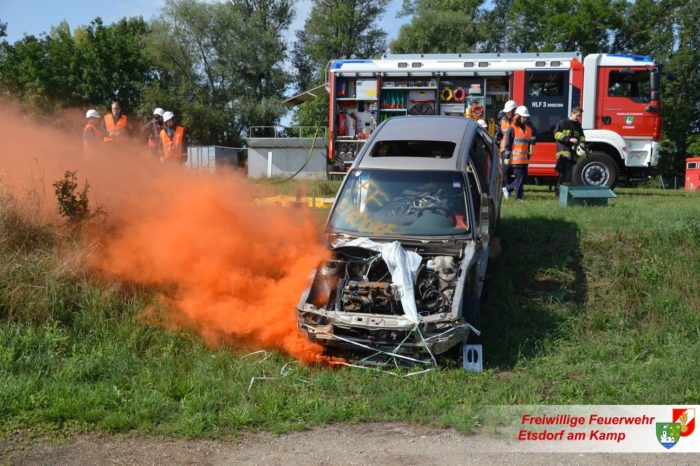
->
(572, 151, 618, 188)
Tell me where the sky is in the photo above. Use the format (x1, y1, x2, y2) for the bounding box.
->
(0, 0, 409, 46)
(0, 0, 409, 123)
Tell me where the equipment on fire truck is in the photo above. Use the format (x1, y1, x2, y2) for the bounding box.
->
(466, 101, 484, 120)
(440, 87, 454, 102)
(337, 112, 359, 138)
(408, 101, 436, 115)
(338, 112, 348, 136)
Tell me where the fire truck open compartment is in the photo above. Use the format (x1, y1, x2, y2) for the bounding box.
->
(331, 72, 512, 169)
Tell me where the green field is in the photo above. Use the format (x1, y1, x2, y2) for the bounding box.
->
(1, 184, 699, 437)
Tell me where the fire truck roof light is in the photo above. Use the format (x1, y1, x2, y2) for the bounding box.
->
(535, 61, 546, 66)
(331, 60, 374, 69)
(607, 54, 653, 62)
(464, 62, 475, 67)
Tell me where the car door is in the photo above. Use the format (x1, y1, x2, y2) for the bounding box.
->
(469, 130, 501, 230)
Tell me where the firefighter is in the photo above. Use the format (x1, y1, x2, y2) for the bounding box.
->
(553, 107, 585, 196)
(141, 107, 165, 157)
(83, 109, 103, 156)
(496, 100, 517, 182)
(159, 111, 186, 163)
(496, 100, 517, 150)
(502, 106, 535, 201)
(102, 101, 129, 143)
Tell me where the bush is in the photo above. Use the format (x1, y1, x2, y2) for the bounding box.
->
(52, 170, 103, 223)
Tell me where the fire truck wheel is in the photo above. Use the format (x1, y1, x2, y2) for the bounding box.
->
(573, 152, 618, 188)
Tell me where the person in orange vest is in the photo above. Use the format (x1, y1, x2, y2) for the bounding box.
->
(502, 106, 536, 201)
(83, 109, 103, 156)
(496, 100, 517, 181)
(102, 101, 129, 143)
(159, 111, 186, 163)
(141, 107, 165, 157)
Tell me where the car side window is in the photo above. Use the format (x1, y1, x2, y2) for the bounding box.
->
(468, 138, 489, 192)
(476, 131, 497, 184)
(465, 164, 481, 228)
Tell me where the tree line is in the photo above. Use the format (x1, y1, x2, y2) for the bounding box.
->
(1, 0, 698, 174)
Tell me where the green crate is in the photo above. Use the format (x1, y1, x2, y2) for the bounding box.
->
(559, 185, 616, 207)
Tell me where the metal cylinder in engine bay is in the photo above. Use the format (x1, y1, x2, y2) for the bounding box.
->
(310, 260, 342, 307)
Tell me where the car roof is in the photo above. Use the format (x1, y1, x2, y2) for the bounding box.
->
(354, 116, 477, 171)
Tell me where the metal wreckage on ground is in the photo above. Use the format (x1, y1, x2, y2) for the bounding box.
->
(296, 117, 503, 371)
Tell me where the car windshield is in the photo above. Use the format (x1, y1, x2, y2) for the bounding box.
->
(329, 169, 470, 237)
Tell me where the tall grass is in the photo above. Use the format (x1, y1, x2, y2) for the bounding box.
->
(1, 185, 699, 437)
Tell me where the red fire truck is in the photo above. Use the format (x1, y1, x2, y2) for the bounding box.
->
(327, 53, 661, 187)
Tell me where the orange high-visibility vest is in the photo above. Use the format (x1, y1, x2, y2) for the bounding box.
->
(499, 116, 511, 152)
(103, 114, 128, 142)
(511, 124, 532, 165)
(160, 126, 185, 159)
(83, 123, 102, 152)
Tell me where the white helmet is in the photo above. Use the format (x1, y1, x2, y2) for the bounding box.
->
(163, 111, 174, 122)
(476, 119, 488, 129)
(502, 100, 517, 113)
(515, 105, 530, 117)
(153, 107, 165, 117)
(86, 109, 100, 119)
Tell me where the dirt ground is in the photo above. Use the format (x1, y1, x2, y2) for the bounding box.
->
(1, 423, 696, 465)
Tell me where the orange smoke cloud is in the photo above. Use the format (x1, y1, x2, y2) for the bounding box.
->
(0, 101, 332, 364)
(95, 174, 331, 364)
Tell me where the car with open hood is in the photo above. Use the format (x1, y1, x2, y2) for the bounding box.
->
(296, 116, 502, 370)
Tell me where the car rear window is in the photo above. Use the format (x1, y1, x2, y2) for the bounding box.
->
(371, 140, 456, 158)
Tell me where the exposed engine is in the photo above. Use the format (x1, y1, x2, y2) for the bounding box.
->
(308, 247, 460, 317)
(342, 281, 397, 312)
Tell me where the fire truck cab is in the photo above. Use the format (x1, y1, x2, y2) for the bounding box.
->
(327, 53, 661, 187)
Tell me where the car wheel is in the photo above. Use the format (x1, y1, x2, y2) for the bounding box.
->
(572, 151, 618, 188)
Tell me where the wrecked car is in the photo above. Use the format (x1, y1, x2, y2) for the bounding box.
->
(297, 117, 502, 370)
